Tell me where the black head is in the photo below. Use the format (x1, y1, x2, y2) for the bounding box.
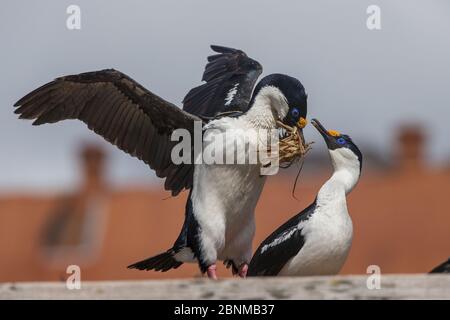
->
(311, 118, 363, 172)
(251, 73, 308, 128)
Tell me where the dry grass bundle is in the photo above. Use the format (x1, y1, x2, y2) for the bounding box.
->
(277, 120, 313, 167)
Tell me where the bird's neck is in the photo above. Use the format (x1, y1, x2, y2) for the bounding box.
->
(316, 167, 359, 207)
(243, 86, 288, 129)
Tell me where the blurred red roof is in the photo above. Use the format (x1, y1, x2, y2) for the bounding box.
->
(0, 127, 449, 281)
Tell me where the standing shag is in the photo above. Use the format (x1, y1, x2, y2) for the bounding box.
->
(14, 45, 308, 279)
(248, 119, 362, 276)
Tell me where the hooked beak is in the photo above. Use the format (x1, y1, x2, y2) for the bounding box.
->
(311, 118, 334, 145)
(311, 118, 329, 136)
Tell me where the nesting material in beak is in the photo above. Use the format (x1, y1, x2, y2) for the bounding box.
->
(276, 120, 313, 167)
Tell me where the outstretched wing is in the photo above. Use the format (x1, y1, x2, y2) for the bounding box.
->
(248, 201, 316, 276)
(14, 69, 201, 196)
(183, 45, 262, 118)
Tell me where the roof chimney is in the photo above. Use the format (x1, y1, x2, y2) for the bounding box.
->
(396, 125, 425, 173)
(79, 145, 106, 194)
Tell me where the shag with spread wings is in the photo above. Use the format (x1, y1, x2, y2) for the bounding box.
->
(14, 45, 263, 196)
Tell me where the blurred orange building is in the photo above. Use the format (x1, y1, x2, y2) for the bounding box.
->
(0, 127, 448, 282)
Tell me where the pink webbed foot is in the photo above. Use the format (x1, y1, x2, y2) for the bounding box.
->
(206, 264, 218, 280)
(238, 263, 248, 278)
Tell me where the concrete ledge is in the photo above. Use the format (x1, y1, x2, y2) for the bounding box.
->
(1, 274, 449, 300)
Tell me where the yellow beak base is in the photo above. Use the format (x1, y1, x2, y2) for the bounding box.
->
(297, 117, 307, 129)
(327, 130, 341, 137)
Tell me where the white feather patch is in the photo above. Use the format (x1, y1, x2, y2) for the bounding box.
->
(224, 83, 239, 106)
(261, 227, 299, 254)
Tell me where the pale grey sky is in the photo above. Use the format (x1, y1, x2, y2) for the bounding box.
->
(1, 0, 449, 192)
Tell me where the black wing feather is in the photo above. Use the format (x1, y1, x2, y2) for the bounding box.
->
(248, 201, 317, 277)
(14, 69, 201, 196)
(183, 45, 262, 118)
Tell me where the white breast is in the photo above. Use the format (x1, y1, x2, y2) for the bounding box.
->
(191, 116, 267, 262)
(279, 199, 353, 276)
(276, 146, 360, 276)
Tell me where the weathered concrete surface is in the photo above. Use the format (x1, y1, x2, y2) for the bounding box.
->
(0, 274, 449, 300)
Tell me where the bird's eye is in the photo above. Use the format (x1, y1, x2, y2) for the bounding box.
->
(291, 108, 300, 118)
(337, 137, 346, 145)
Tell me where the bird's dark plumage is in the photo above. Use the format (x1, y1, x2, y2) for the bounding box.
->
(14, 69, 201, 196)
(183, 45, 262, 118)
(248, 200, 317, 276)
(250, 73, 308, 127)
(429, 258, 450, 274)
(127, 249, 183, 272)
(128, 190, 200, 273)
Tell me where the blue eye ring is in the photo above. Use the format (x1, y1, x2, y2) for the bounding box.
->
(337, 137, 346, 145)
(291, 108, 300, 118)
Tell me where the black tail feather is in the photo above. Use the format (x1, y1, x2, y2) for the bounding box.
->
(128, 250, 183, 272)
